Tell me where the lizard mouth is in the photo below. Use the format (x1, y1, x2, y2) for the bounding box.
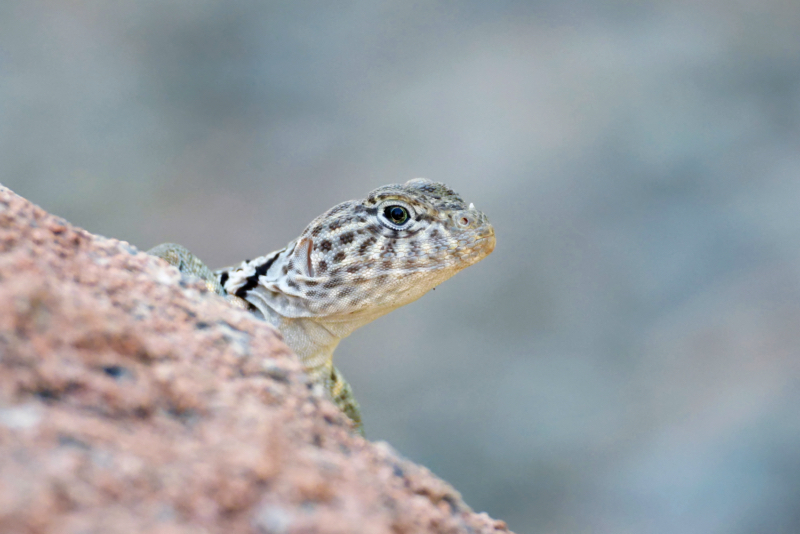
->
(473, 227, 496, 254)
(453, 233, 495, 266)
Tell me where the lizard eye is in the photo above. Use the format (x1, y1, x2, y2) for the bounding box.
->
(378, 201, 414, 229)
(385, 205, 409, 225)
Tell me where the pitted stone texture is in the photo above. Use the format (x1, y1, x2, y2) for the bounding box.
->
(0, 185, 512, 534)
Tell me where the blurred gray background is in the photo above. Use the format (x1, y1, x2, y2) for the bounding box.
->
(3, 1, 800, 532)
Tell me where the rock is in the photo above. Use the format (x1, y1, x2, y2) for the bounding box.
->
(0, 185, 513, 534)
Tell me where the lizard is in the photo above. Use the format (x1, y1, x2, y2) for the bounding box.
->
(148, 178, 495, 433)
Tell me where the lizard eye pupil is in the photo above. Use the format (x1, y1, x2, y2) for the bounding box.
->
(384, 205, 410, 225)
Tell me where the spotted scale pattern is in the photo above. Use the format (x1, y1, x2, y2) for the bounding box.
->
(220, 178, 495, 324)
(150, 178, 495, 433)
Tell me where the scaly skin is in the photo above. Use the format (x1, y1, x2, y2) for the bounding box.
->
(148, 178, 495, 433)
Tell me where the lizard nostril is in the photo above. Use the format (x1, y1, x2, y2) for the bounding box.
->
(459, 216, 470, 226)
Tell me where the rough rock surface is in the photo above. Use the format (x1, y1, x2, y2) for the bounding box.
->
(0, 185, 512, 534)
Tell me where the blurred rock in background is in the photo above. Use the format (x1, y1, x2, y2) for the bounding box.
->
(2, 1, 799, 532)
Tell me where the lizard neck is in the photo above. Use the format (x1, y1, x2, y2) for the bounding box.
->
(274, 316, 341, 376)
(219, 244, 382, 369)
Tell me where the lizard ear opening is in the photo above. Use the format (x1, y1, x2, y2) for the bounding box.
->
(295, 237, 315, 278)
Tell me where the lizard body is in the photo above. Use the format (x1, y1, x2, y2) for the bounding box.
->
(149, 178, 495, 432)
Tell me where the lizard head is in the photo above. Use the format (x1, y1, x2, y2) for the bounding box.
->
(285, 178, 495, 320)
(227, 178, 494, 327)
